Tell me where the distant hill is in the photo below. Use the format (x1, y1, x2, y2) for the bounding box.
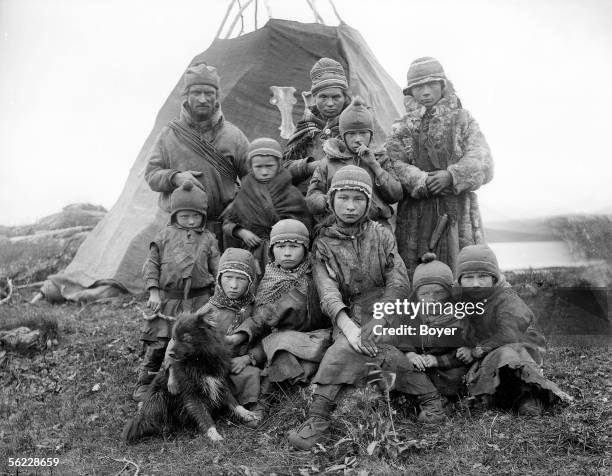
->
(484, 217, 557, 242)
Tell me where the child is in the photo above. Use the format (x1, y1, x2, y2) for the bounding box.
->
(390, 253, 469, 417)
(227, 219, 333, 422)
(164, 247, 262, 411)
(289, 166, 442, 450)
(454, 245, 572, 415)
(385, 57, 493, 278)
(306, 97, 402, 226)
(136, 181, 220, 400)
(222, 138, 312, 276)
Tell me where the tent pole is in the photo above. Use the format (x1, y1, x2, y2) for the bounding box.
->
(224, 0, 256, 38)
(305, 0, 325, 24)
(254, 0, 258, 29)
(328, 0, 344, 23)
(263, 0, 272, 18)
(215, 0, 237, 39)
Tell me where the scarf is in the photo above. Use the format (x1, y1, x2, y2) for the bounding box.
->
(224, 168, 311, 237)
(255, 259, 310, 306)
(208, 284, 255, 311)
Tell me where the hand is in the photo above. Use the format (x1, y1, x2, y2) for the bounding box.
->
(356, 145, 377, 168)
(167, 366, 179, 395)
(422, 354, 438, 368)
(471, 346, 485, 359)
(426, 170, 452, 195)
(237, 229, 262, 248)
(231, 355, 251, 374)
(339, 314, 378, 357)
(173, 170, 204, 189)
(456, 346, 475, 364)
(405, 352, 427, 371)
(225, 332, 248, 347)
(147, 288, 161, 313)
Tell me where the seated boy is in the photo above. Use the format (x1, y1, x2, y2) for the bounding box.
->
(454, 245, 572, 415)
(222, 138, 312, 276)
(306, 97, 402, 226)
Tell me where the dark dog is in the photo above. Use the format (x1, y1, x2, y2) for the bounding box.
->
(123, 313, 258, 443)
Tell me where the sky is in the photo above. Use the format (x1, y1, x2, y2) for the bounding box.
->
(1, 0, 611, 226)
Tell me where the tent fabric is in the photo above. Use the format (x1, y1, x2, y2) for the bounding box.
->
(46, 19, 405, 301)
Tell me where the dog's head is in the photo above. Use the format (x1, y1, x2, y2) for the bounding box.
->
(169, 313, 225, 362)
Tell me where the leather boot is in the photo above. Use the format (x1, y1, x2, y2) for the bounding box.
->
(416, 391, 446, 423)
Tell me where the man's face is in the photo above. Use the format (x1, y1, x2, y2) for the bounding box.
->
(220, 271, 250, 299)
(344, 130, 372, 153)
(272, 242, 306, 270)
(187, 84, 218, 121)
(251, 155, 279, 183)
(333, 190, 368, 224)
(315, 87, 346, 119)
(410, 81, 443, 108)
(175, 210, 204, 229)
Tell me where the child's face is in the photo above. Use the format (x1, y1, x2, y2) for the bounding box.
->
(410, 81, 443, 108)
(220, 270, 250, 299)
(251, 155, 279, 183)
(416, 283, 450, 303)
(333, 190, 368, 224)
(344, 130, 372, 153)
(272, 242, 306, 270)
(176, 210, 204, 228)
(460, 272, 494, 288)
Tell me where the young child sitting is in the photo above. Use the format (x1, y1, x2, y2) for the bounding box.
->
(222, 138, 312, 276)
(390, 253, 469, 419)
(454, 244, 572, 415)
(164, 247, 263, 414)
(289, 166, 444, 450)
(227, 219, 333, 422)
(135, 181, 220, 400)
(306, 97, 402, 226)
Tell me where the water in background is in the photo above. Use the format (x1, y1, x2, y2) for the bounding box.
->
(489, 241, 602, 270)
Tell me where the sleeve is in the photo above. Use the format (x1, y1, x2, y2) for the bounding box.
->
(311, 250, 347, 325)
(446, 110, 494, 194)
(305, 162, 329, 215)
(233, 129, 251, 179)
(221, 203, 242, 239)
(234, 305, 273, 343)
(435, 351, 466, 369)
(478, 296, 532, 353)
(383, 123, 429, 199)
(144, 130, 180, 193)
(373, 154, 403, 204)
(285, 157, 316, 184)
(208, 235, 220, 278)
(379, 227, 411, 302)
(143, 242, 161, 290)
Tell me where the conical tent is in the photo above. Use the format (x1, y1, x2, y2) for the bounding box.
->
(45, 19, 404, 301)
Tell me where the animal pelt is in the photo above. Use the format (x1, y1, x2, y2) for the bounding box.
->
(123, 313, 258, 443)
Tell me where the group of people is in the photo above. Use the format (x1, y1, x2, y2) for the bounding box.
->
(134, 56, 571, 450)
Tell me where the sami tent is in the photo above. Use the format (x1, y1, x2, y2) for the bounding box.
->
(42, 19, 404, 302)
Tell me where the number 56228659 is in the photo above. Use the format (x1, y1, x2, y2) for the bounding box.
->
(8, 457, 59, 466)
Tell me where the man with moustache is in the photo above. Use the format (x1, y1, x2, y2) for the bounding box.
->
(145, 63, 250, 249)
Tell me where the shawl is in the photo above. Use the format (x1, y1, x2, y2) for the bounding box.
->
(224, 168, 311, 237)
(208, 283, 255, 312)
(255, 259, 310, 306)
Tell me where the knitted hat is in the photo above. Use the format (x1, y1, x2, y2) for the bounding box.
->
(403, 57, 447, 96)
(455, 245, 500, 282)
(269, 219, 310, 250)
(328, 165, 372, 217)
(170, 181, 207, 218)
(413, 252, 454, 291)
(339, 97, 374, 137)
(183, 63, 221, 92)
(217, 248, 257, 287)
(248, 137, 282, 163)
(310, 58, 348, 95)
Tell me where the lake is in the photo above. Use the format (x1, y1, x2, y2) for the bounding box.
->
(488, 241, 601, 270)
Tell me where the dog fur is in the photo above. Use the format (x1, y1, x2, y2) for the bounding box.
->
(123, 313, 258, 443)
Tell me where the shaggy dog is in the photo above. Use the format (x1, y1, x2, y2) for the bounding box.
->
(123, 313, 258, 443)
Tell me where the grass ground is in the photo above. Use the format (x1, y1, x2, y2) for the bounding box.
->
(1, 284, 611, 476)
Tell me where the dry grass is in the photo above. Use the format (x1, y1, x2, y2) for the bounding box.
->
(0, 283, 611, 475)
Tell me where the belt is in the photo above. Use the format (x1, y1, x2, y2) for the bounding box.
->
(162, 285, 212, 300)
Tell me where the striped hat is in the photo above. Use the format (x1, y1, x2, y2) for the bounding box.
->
(217, 248, 257, 287)
(310, 58, 348, 95)
(328, 165, 372, 202)
(403, 57, 447, 96)
(248, 137, 282, 163)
